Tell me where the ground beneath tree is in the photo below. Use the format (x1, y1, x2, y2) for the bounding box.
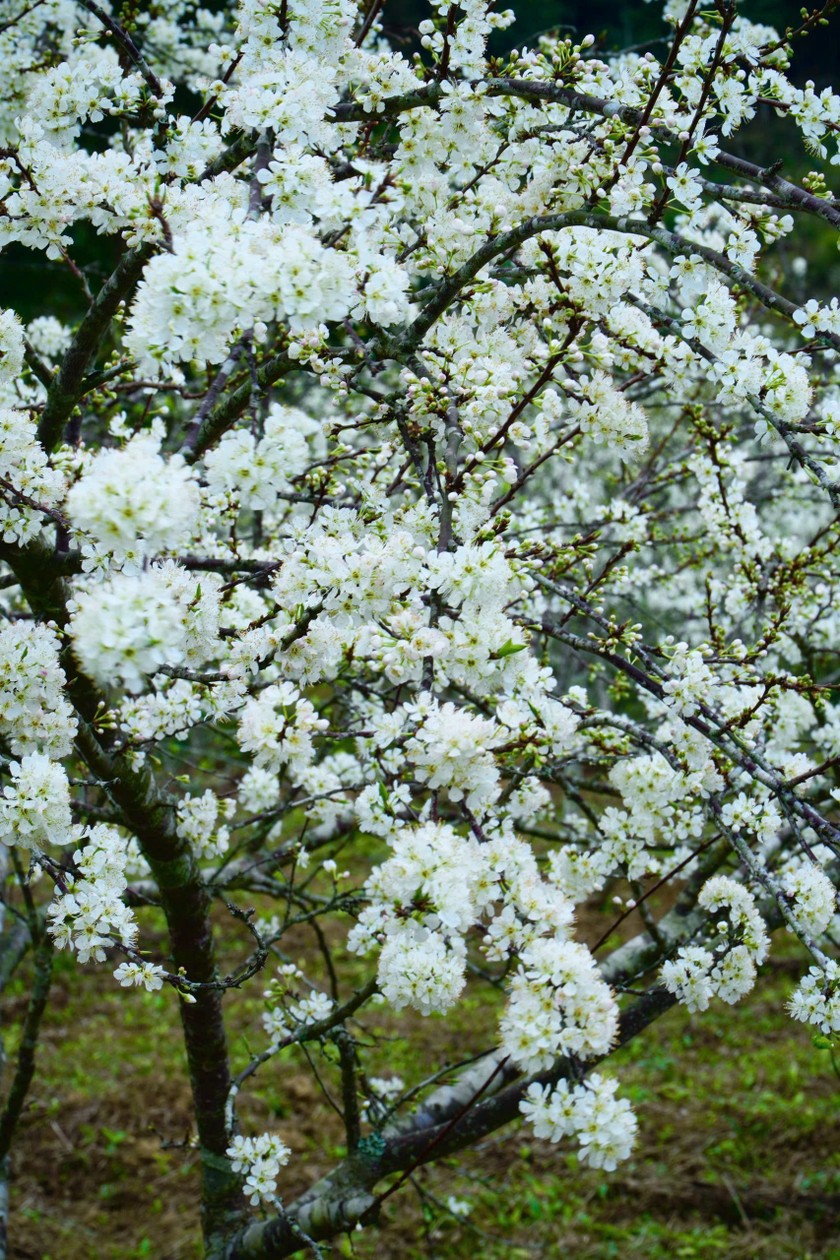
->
(4, 911, 839, 1260)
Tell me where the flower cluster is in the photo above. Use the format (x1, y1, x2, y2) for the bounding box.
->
(68, 564, 219, 693)
(226, 1133, 291, 1206)
(520, 1074, 638, 1171)
(404, 698, 501, 813)
(203, 403, 323, 510)
(114, 960, 167, 992)
(0, 407, 63, 544)
(500, 939, 619, 1073)
(661, 877, 769, 1012)
(47, 825, 140, 965)
(66, 430, 200, 568)
(0, 621, 76, 758)
(788, 961, 840, 1036)
(780, 861, 837, 938)
(374, 923, 467, 1016)
(237, 682, 329, 777)
(261, 963, 335, 1046)
(0, 753, 72, 851)
(176, 790, 232, 861)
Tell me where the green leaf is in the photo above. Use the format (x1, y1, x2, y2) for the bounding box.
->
(494, 639, 527, 659)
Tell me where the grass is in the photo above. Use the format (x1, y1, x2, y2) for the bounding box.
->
(3, 910, 840, 1259)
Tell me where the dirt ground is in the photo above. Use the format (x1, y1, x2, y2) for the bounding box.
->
(3, 916, 840, 1260)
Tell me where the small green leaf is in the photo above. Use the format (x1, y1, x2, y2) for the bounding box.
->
(494, 639, 527, 659)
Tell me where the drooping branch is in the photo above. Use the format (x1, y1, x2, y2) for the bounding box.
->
(220, 850, 732, 1258)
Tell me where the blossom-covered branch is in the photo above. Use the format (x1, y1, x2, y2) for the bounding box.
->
(2, 0, 840, 1255)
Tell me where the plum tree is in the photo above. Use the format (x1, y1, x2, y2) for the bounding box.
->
(1, 1, 840, 1256)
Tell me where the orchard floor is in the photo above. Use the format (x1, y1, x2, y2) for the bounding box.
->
(3, 916, 840, 1260)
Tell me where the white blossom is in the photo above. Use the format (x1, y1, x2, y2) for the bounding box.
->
(521, 1074, 637, 1171)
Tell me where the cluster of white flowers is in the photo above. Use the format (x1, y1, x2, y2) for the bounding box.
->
(120, 679, 204, 743)
(794, 298, 840, 339)
(176, 790, 232, 861)
(520, 1074, 638, 1171)
(565, 370, 649, 457)
(0, 753, 71, 851)
(262, 987, 336, 1047)
(126, 219, 358, 371)
(551, 748, 717, 892)
(689, 453, 771, 559)
(0, 311, 24, 407)
(404, 698, 500, 813)
(24, 53, 148, 146)
(226, 1133, 291, 1206)
(25, 315, 70, 361)
(260, 961, 336, 1047)
(46, 825, 140, 966)
(237, 682, 329, 777)
(788, 961, 840, 1036)
(0, 406, 63, 543)
(500, 938, 619, 1073)
(661, 876, 769, 1012)
(203, 403, 323, 510)
(69, 564, 219, 693)
(66, 430, 200, 567)
(779, 861, 837, 938)
(126, 204, 411, 373)
(419, 0, 513, 75)
(0, 621, 76, 758)
(222, 25, 342, 144)
(661, 644, 718, 718)
(113, 960, 167, 992)
(374, 923, 467, 1016)
(67, 572, 184, 692)
(361, 820, 495, 935)
(720, 792, 782, 846)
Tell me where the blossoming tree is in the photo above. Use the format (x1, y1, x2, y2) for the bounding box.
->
(1, 0, 840, 1253)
